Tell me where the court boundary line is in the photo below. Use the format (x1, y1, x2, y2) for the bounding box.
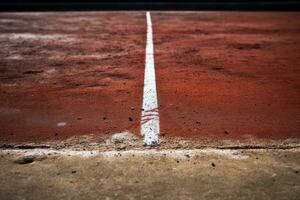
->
(141, 11, 160, 146)
(0, 148, 252, 160)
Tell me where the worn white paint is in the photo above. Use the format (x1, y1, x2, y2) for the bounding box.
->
(141, 12, 160, 146)
(0, 149, 249, 160)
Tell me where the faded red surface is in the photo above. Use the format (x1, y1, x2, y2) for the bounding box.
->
(0, 11, 300, 143)
(0, 12, 146, 142)
(153, 12, 300, 140)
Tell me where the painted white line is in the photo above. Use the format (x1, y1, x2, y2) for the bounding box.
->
(0, 149, 249, 160)
(141, 12, 160, 146)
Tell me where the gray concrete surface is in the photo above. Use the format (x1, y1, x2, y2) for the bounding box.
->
(0, 149, 299, 200)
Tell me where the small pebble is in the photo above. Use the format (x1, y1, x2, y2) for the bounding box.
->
(14, 156, 36, 164)
(57, 122, 67, 127)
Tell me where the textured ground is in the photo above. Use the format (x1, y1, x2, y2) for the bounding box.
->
(0, 12, 145, 142)
(153, 12, 300, 140)
(0, 11, 300, 200)
(0, 12, 299, 144)
(0, 149, 300, 200)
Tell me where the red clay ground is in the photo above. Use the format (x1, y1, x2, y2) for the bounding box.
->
(153, 12, 300, 140)
(0, 12, 146, 142)
(0, 11, 299, 144)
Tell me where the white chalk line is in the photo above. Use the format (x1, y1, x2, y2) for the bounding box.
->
(141, 11, 160, 146)
(0, 149, 249, 160)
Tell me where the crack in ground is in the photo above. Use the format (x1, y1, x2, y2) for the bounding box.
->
(1, 143, 300, 151)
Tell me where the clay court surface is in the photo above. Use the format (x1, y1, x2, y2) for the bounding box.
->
(0, 11, 300, 200)
(0, 11, 299, 144)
